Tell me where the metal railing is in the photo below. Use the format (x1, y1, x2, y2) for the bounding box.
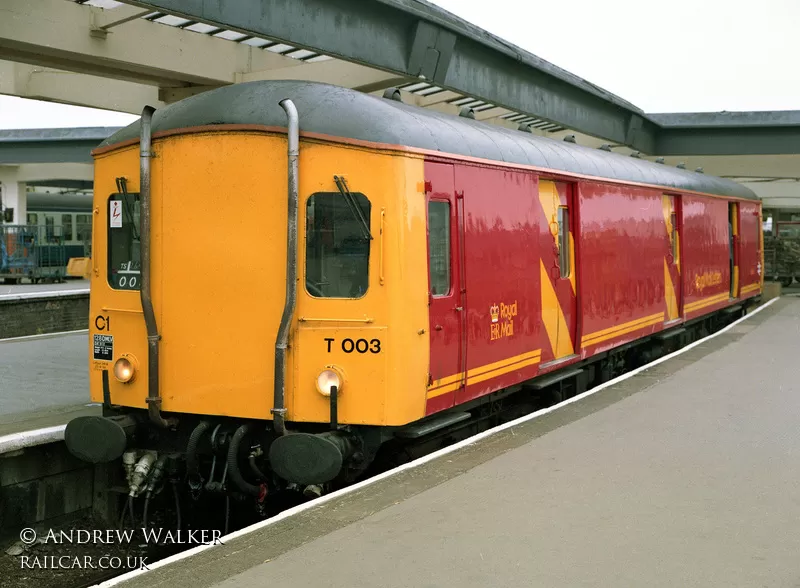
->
(0, 224, 87, 283)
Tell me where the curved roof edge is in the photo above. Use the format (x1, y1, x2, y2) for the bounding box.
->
(102, 81, 758, 201)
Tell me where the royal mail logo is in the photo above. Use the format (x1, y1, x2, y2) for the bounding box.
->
(490, 301, 518, 341)
(694, 271, 723, 292)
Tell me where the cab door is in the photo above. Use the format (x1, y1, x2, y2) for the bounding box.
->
(424, 162, 465, 411)
(538, 180, 577, 364)
(729, 202, 739, 297)
(664, 195, 682, 322)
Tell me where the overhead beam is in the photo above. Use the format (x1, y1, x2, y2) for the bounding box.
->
(123, 0, 660, 151)
(0, 0, 293, 87)
(237, 60, 406, 91)
(0, 129, 118, 164)
(16, 163, 94, 183)
(655, 126, 800, 156)
(0, 61, 162, 113)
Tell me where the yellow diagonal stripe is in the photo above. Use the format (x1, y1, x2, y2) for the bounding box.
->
(540, 260, 574, 358)
(664, 258, 679, 321)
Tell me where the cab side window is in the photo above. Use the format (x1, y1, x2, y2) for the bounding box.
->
(428, 201, 451, 296)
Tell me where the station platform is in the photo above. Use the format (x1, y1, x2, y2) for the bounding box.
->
(105, 295, 800, 588)
(0, 331, 95, 437)
(0, 278, 89, 297)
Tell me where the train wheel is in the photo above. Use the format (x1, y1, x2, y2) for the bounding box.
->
(779, 276, 794, 288)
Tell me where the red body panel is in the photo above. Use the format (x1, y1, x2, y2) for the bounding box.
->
(682, 196, 732, 317)
(423, 157, 761, 416)
(577, 183, 668, 354)
(454, 165, 542, 405)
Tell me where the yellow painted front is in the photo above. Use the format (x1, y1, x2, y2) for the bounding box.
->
(291, 145, 429, 425)
(90, 132, 429, 426)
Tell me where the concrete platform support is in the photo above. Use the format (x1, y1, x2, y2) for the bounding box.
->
(0, 292, 89, 338)
(0, 167, 26, 224)
(0, 442, 93, 538)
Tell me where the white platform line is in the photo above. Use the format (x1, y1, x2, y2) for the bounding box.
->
(0, 425, 67, 455)
(0, 288, 90, 302)
(0, 329, 88, 343)
(96, 296, 779, 587)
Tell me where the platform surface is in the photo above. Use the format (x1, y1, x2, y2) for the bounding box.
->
(0, 278, 89, 297)
(0, 331, 94, 436)
(117, 297, 800, 588)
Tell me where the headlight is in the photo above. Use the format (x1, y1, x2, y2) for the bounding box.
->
(316, 367, 343, 397)
(113, 357, 136, 383)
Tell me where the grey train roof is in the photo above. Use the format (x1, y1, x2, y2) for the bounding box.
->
(102, 81, 757, 201)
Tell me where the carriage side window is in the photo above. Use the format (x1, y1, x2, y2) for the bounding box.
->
(107, 193, 141, 291)
(27, 213, 38, 225)
(76, 215, 92, 242)
(45, 217, 58, 243)
(305, 192, 371, 298)
(428, 201, 451, 296)
(62, 214, 73, 241)
(558, 206, 570, 278)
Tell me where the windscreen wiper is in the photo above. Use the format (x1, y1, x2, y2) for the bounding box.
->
(334, 175, 373, 241)
(115, 176, 141, 241)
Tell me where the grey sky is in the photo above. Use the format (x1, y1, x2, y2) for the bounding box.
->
(1, 0, 798, 129)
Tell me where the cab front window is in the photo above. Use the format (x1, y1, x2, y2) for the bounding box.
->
(305, 191, 371, 298)
(107, 192, 141, 290)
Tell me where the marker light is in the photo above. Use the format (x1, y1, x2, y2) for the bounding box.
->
(114, 357, 136, 383)
(316, 367, 343, 397)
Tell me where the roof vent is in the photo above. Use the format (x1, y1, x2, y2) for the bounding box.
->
(677, 162, 686, 169)
(630, 151, 641, 158)
(517, 123, 532, 133)
(459, 107, 475, 119)
(599, 144, 612, 152)
(655, 157, 665, 164)
(563, 135, 576, 143)
(382, 88, 403, 102)
(695, 167, 704, 173)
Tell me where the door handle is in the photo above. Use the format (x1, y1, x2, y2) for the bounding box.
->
(435, 325, 443, 331)
(454, 306, 463, 312)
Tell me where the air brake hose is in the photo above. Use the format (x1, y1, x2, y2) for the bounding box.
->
(227, 425, 265, 498)
(186, 421, 212, 484)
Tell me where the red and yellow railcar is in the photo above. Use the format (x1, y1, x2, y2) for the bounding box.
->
(65, 81, 762, 504)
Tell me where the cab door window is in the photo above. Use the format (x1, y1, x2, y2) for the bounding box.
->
(107, 192, 141, 290)
(305, 192, 371, 298)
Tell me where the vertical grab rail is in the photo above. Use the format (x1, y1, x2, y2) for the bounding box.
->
(456, 190, 468, 390)
(379, 208, 385, 285)
(272, 99, 299, 436)
(139, 106, 175, 429)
